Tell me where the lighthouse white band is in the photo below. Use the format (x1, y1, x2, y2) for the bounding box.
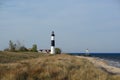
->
(51, 36, 55, 40)
(51, 46, 55, 54)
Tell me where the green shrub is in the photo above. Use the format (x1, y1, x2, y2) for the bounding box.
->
(55, 48, 62, 54)
(31, 44, 38, 52)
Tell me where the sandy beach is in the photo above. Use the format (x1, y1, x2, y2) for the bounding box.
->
(76, 56, 120, 75)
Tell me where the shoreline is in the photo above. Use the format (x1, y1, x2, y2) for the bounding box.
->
(76, 56, 120, 75)
(103, 59, 120, 68)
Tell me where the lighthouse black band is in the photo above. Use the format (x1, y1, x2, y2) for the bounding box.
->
(51, 34, 55, 36)
(51, 40, 55, 46)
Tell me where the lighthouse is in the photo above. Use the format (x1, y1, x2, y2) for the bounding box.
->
(51, 31, 55, 54)
(85, 48, 89, 56)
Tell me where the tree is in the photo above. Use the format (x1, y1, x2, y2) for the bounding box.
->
(15, 40, 22, 51)
(9, 40, 16, 52)
(8, 40, 28, 52)
(19, 46, 28, 52)
(31, 44, 38, 52)
(55, 48, 62, 54)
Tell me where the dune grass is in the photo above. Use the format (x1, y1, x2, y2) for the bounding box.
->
(0, 51, 50, 63)
(0, 52, 120, 80)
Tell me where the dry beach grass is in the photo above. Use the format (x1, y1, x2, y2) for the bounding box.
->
(0, 52, 120, 80)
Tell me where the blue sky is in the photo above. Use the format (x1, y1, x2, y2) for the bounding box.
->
(0, 0, 120, 53)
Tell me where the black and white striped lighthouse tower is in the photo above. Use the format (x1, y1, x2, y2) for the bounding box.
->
(51, 31, 55, 54)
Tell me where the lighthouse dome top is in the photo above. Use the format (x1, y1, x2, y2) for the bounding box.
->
(51, 31, 55, 36)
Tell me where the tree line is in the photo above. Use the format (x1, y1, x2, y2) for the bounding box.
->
(4, 40, 38, 52)
(4, 40, 62, 54)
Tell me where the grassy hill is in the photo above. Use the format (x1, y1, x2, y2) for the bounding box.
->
(0, 51, 49, 63)
(0, 52, 120, 80)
